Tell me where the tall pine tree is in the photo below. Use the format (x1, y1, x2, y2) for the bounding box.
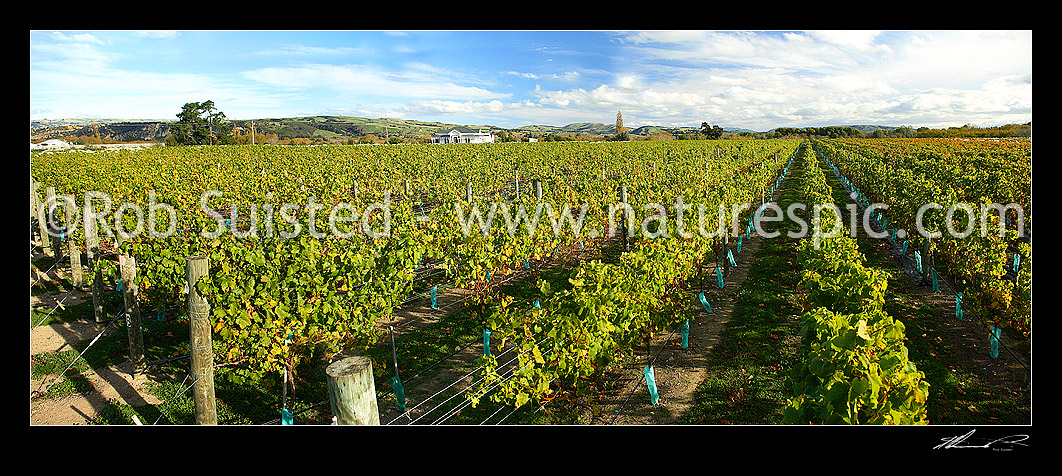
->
(614, 111, 629, 141)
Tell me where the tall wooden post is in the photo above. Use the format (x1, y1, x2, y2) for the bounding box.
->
(326, 356, 380, 425)
(85, 201, 105, 329)
(120, 254, 146, 373)
(45, 187, 61, 259)
(722, 200, 731, 277)
(186, 255, 217, 425)
(533, 179, 543, 201)
(63, 196, 82, 288)
(465, 182, 473, 203)
(29, 180, 37, 221)
(919, 239, 932, 287)
(91, 266, 105, 330)
(619, 185, 629, 252)
(31, 182, 53, 257)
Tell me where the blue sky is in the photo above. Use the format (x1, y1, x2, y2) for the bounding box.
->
(29, 30, 1032, 131)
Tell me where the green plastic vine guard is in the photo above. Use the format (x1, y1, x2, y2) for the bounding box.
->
(990, 326, 1001, 359)
(1013, 254, 1021, 273)
(157, 307, 165, 322)
(390, 375, 406, 412)
(955, 292, 963, 320)
(902, 240, 908, 255)
(698, 292, 712, 313)
(116, 278, 122, 292)
(737, 236, 743, 253)
(643, 366, 659, 405)
(279, 330, 294, 424)
(483, 328, 491, 357)
(915, 251, 922, 272)
(716, 268, 724, 289)
(931, 269, 939, 292)
(430, 284, 438, 309)
(533, 300, 541, 308)
(728, 249, 737, 267)
(681, 319, 690, 349)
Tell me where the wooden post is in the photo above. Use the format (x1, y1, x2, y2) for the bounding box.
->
(45, 187, 61, 258)
(326, 356, 380, 425)
(63, 196, 82, 288)
(533, 179, 543, 201)
(85, 201, 106, 329)
(919, 239, 930, 286)
(31, 182, 53, 257)
(83, 200, 99, 267)
(722, 230, 730, 277)
(619, 185, 629, 252)
(91, 266, 105, 330)
(186, 255, 217, 424)
(465, 182, 473, 203)
(120, 254, 146, 373)
(29, 180, 37, 219)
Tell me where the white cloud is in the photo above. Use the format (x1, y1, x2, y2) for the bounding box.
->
(506, 71, 540, 79)
(241, 63, 510, 101)
(616, 30, 862, 70)
(581, 30, 1033, 129)
(135, 31, 181, 39)
(50, 31, 105, 44)
(615, 74, 639, 90)
(252, 44, 374, 57)
(505, 70, 580, 81)
(804, 30, 889, 53)
(402, 99, 508, 115)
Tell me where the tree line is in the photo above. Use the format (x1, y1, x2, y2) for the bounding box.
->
(771, 123, 1031, 139)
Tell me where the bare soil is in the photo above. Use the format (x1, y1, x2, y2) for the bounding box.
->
(30, 267, 164, 425)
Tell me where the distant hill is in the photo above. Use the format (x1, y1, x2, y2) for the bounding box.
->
(29, 116, 908, 143)
(29, 116, 491, 143)
(31, 117, 711, 142)
(243, 116, 499, 141)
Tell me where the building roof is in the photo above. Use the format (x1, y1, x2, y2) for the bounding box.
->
(435, 126, 491, 135)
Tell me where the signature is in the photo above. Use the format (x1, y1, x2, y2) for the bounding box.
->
(934, 429, 1029, 450)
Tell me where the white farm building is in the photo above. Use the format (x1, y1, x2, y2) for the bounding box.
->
(30, 139, 73, 150)
(431, 126, 495, 144)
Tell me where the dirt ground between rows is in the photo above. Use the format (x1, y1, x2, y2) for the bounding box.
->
(29, 270, 164, 425)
